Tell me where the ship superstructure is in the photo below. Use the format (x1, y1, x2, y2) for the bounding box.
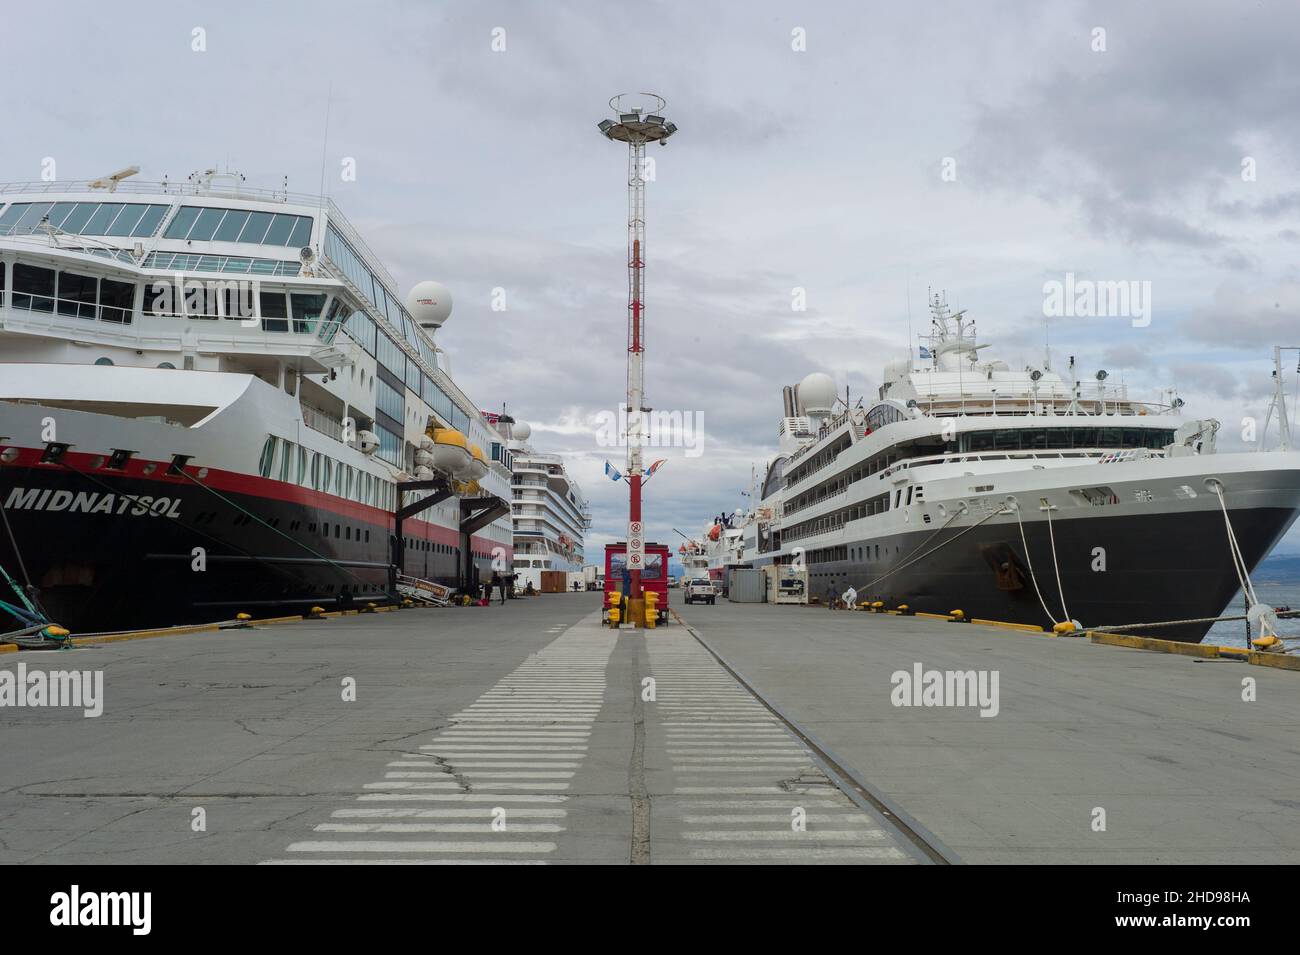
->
(0, 169, 513, 630)
(489, 415, 590, 591)
(729, 293, 1300, 641)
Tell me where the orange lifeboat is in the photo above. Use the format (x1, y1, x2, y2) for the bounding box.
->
(707, 524, 721, 542)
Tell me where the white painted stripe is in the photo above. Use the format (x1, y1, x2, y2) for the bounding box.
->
(456, 771, 574, 778)
(332, 808, 568, 819)
(686, 847, 907, 860)
(673, 787, 789, 794)
(434, 762, 581, 769)
(314, 823, 564, 833)
(286, 841, 556, 853)
(262, 859, 549, 865)
(682, 830, 889, 841)
(363, 782, 461, 790)
(680, 815, 879, 825)
(357, 794, 567, 803)
(670, 755, 809, 762)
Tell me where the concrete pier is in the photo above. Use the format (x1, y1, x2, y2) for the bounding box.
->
(0, 595, 1295, 864)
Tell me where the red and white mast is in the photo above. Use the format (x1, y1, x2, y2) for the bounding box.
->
(599, 94, 678, 622)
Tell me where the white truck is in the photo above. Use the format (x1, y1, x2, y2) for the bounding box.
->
(683, 578, 717, 605)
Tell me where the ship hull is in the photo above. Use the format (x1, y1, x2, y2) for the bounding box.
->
(801, 504, 1299, 642)
(0, 450, 500, 633)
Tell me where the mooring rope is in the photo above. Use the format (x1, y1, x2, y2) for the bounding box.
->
(853, 505, 1009, 596)
(1012, 502, 1060, 628)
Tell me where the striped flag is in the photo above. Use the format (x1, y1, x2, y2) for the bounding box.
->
(646, 459, 667, 477)
(604, 461, 622, 482)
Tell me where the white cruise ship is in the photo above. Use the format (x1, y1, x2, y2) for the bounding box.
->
(0, 168, 513, 632)
(488, 415, 590, 592)
(726, 292, 1300, 642)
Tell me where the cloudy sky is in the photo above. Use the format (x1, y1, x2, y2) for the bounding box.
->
(10, 0, 1300, 556)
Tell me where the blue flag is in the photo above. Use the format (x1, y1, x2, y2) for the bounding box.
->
(604, 461, 622, 482)
(919, 345, 931, 359)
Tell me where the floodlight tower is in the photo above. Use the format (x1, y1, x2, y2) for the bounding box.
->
(598, 93, 678, 626)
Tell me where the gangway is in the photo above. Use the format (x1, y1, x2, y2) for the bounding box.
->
(396, 574, 453, 607)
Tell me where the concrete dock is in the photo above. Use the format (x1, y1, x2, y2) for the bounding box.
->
(1, 595, 1296, 864)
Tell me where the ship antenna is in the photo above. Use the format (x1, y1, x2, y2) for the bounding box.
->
(906, 277, 913, 367)
(316, 81, 333, 223)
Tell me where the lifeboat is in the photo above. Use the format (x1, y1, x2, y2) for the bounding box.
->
(707, 524, 721, 542)
(467, 444, 489, 481)
(429, 428, 473, 478)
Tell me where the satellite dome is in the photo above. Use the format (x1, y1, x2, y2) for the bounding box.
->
(513, 421, 531, 441)
(797, 371, 836, 414)
(406, 281, 453, 330)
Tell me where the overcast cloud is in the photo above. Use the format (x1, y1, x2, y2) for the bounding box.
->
(8, 0, 1300, 555)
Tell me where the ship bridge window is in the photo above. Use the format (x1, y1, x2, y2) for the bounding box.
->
(291, 293, 326, 334)
(260, 290, 289, 332)
(0, 201, 168, 238)
(100, 278, 135, 323)
(162, 206, 313, 247)
(12, 263, 55, 312)
(214, 210, 250, 242)
(56, 271, 99, 319)
(959, 427, 1176, 453)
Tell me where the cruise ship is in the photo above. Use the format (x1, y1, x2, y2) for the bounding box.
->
(0, 168, 514, 633)
(489, 415, 590, 592)
(727, 293, 1300, 642)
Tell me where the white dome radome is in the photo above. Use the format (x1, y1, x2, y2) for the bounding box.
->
(797, 371, 836, 414)
(513, 421, 531, 441)
(406, 281, 453, 329)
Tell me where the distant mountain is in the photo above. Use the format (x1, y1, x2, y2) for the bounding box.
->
(1254, 553, 1300, 581)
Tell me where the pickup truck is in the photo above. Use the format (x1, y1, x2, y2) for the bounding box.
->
(683, 578, 717, 605)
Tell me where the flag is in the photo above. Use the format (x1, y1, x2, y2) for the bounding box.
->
(646, 459, 666, 478)
(919, 345, 931, 359)
(604, 461, 622, 482)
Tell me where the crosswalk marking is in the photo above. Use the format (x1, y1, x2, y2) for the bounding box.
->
(648, 633, 915, 865)
(265, 628, 613, 865)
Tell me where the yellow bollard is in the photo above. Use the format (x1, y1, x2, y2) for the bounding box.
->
(608, 606, 621, 628)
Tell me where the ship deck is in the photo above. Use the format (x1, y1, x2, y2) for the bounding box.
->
(1, 597, 1297, 864)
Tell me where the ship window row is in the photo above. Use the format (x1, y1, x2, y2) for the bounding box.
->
(143, 252, 301, 276)
(9, 262, 136, 323)
(324, 223, 428, 354)
(404, 537, 458, 556)
(323, 228, 470, 436)
(163, 205, 313, 247)
(779, 545, 848, 566)
(955, 428, 1176, 453)
(375, 425, 402, 467)
(0, 201, 168, 238)
(785, 446, 905, 516)
(785, 432, 852, 489)
(258, 435, 396, 510)
(342, 312, 470, 435)
(3, 262, 350, 339)
(784, 492, 891, 544)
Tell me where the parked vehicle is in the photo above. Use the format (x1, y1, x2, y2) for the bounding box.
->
(684, 578, 717, 605)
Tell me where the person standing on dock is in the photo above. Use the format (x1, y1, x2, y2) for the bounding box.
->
(825, 580, 836, 610)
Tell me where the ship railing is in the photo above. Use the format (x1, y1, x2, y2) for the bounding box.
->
(783, 484, 849, 518)
(0, 178, 323, 204)
(302, 403, 345, 441)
